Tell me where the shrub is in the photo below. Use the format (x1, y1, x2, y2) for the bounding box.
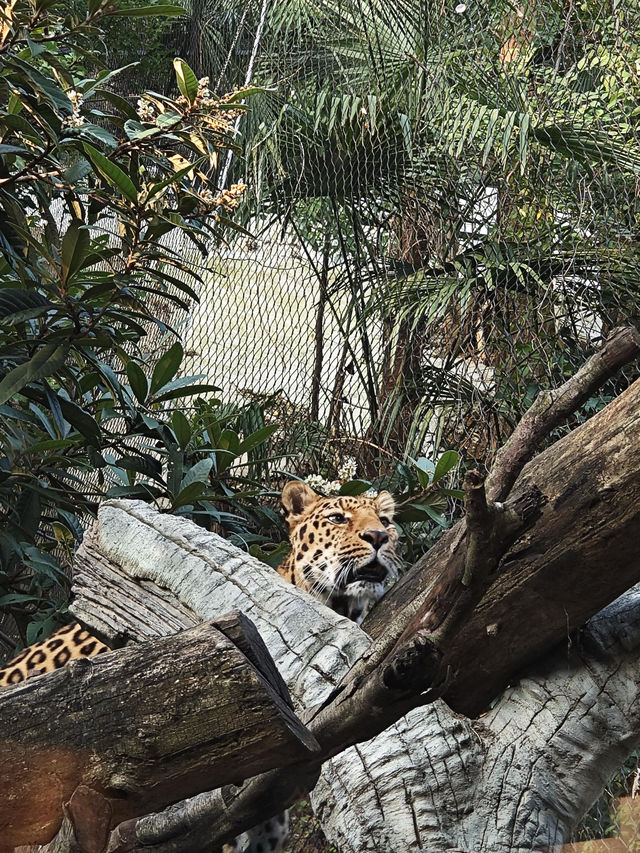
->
(0, 0, 261, 647)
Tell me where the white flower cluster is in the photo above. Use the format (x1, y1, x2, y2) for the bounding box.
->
(304, 457, 378, 497)
(137, 98, 155, 122)
(63, 89, 85, 128)
(197, 76, 216, 107)
(337, 457, 357, 481)
(303, 473, 341, 494)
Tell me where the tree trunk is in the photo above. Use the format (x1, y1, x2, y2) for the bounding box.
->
(16, 328, 640, 853)
(0, 614, 316, 852)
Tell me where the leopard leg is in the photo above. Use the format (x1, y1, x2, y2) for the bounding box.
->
(225, 811, 289, 853)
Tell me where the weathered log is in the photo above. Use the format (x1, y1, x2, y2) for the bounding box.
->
(312, 585, 640, 853)
(0, 615, 317, 851)
(40, 328, 639, 851)
(70, 507, 370, 712)
(363, 371, 640, 715)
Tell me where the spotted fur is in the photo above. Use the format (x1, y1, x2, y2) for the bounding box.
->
(277, 481, 399, 624)
(0, 622, 109, 686)
(226, 482, 399, 853)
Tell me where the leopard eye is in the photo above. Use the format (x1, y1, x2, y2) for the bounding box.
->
(379, 516, 391, 527)
(327, 513, 347, 524)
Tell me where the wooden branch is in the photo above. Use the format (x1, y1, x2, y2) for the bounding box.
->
(48, 346, 640, 851)
(364, 371, 640, 716)
(485, 324, 640, 503)
(0, 615, 317, 851)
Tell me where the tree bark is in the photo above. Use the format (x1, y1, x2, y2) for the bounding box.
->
(0, 614, 316, 852)
(313, 586, 640, 852)
(19, 327, 640, 852)
(363, 360, 640, 716)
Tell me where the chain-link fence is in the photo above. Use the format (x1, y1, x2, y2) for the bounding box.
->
(125, 0, 640, 478)
(106, 0, 640, 847)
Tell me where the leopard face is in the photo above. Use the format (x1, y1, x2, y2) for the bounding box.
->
(278, 481, 399, 624)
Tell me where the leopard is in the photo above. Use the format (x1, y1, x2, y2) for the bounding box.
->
(276, 480, 398, 623)
(0, 481, 399, 853)
(0, 622, 109, 686)
(225, 480, 399, 853)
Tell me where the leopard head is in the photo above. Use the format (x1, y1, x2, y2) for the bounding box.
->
(281, 481, 399, 623)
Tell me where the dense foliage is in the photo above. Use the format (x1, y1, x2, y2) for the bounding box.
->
(0, 0, 277, 647)
(186, 0, 640, 468)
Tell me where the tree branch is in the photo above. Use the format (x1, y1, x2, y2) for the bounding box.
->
(485, 325, 640, 503)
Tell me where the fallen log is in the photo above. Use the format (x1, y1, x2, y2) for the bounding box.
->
(0, 614, 317, 851)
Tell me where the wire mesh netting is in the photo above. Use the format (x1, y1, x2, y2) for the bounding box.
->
(9, 0, 638, 848)
(107, 0, 640, 847)
(115, 0, 640, 485)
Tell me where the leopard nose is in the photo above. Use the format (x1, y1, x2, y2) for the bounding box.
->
(360, 528, 389, 550)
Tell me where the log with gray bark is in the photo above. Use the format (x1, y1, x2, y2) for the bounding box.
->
(12, 326, 640, 853)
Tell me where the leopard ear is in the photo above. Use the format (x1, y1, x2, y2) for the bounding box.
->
(374, 490, 395, 519)
(282, 481, 320, 519)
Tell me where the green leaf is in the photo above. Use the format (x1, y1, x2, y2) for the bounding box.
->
(126, 361, 149, 404)
(0, 593, 45, 605)
(115, 453, 164, 483)
(26, 33, 46, 58)
(401, 503, 449, 527)
(441, 488, 465, 500)
(124, 119, 162, 141)
(7, 56, 72, 115)
(94, 88, 139, 121)
(150, 342, 183, 395)
(218, 429, 240, 454)
(0, 144, 30, 155)
(179, 458, 212, 491)
(237, 424, 279, 455)
(55, 396, 101, 446)
(432, 450, 460, 484)
(63, 160, 93, 184)
(152, 385, 219, 404)
(155, 111, 181, 129)
(409, 456, 435, 487)
(147, 158, 205, 200)
(0, 290, 52, 324)
(0, 344, 67, 406)
(249, 541, 290, 569)
(223, 86, 264, 103)
(26, 438, 77, 451)
(80, 124, 118, 148)
(173, 58, 199, 105)
(60, 220, 90, 285)
(172, 480, 207, 508)
(171, 410, 192, 449)
(83, 143, 138, 204)
(339, 479, 372, 496)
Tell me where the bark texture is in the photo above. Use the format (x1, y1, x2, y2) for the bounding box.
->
(0, 615, 316, 851)
(363, 371, 640, 716)
(313, 586, 640, 852)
